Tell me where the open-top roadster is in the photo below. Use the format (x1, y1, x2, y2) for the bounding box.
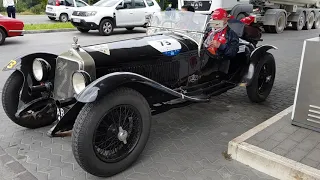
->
(1, 11, 276, 177)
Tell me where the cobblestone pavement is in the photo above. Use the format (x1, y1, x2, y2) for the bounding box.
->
(0, 29, 319, 180)
(247, 113, 320, 170)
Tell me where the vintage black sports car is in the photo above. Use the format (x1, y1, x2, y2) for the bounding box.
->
(1, 11, 277, 177)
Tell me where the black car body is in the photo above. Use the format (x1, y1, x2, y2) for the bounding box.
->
(1, 11, 277, 177)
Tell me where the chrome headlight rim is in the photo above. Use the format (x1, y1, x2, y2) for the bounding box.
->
(32, 58, 51, 81)
(72, 70, 91, 94)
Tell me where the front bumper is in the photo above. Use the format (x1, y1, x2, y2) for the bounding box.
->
(8, 29, 25, 36)
(46, 12, 57, 17)
(71, 18, 99, 30)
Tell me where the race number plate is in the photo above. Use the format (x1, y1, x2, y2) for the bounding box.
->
(73, 18, 81, 23)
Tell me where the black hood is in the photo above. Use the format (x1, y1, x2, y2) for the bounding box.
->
(81, 33, 198, 68)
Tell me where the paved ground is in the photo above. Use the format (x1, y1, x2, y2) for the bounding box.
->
(0, 28, 319, 180)
(1, 15, 55, 24)
(247, 113, 320, 170)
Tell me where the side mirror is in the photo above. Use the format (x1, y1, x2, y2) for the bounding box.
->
(116, 2, 124, 9)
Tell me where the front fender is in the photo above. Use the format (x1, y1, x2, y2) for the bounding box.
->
(242, 45, 277, 86)
(76, 72, 209, 103)
(2, 52, 58, 71)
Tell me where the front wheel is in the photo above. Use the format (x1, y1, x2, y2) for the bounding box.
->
(246, 52, 276, 103)
(99, 19, 114, 36)
(72, 87, 151, 177)
(0, 28, 6, 45)
(2, 70, 57, 128)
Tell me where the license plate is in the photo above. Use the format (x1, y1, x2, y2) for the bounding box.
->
(73, 18, 80, 23)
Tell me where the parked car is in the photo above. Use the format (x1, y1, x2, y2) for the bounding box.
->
(46, 0, 89, 22)
(0, 14, 24, 45)
(1, 11, 277, 178)
(70, 0, 161, 35)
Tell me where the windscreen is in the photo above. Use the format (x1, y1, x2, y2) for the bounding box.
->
(146, 11, 209, 45)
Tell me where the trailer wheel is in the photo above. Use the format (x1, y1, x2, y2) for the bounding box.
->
(312, 14, 320, 29)
(292, 12, 305, 31)
(269, 12, 286, 33)
(303, 12, 315, 30)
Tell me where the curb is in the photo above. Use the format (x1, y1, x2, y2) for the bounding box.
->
(228, 105, 320, 180)
(24, 28, 77, 34)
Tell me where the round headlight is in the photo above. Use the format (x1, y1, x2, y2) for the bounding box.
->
(72, 72, 89, 94)
(32, 59, 44, 81)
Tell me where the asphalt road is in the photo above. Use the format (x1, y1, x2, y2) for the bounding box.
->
(11, 15, 55, 24)
(0, 28, 319, 180)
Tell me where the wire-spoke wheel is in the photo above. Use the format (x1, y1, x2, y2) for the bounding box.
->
(246, 52, 276, 103)
(72, 87, 151, 177)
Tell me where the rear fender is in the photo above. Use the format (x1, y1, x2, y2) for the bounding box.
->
(242, 45, 277, 86)
(76, 72, 209, 103)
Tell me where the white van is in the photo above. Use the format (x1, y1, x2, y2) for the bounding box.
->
(46, 0, 89, 22)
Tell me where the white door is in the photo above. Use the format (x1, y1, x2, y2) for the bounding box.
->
(64, 0, 76, 19)
(130, 0, 147, 26)
(115, 0, 135, 26)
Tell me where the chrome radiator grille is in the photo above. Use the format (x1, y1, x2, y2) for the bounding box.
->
(53, 57, 81, 100)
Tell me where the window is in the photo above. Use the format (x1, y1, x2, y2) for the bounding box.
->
(146, 0, 153, 6)
(134, 0, 145, 8)
(65, 0, 74, 6)
(94, 0, 120, 7)
(76, 0, 86, 7)
(123, 0, 132, 9)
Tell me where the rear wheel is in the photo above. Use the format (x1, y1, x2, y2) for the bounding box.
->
(72, 88, 151, 177)
(313, 15, 320, 29)
(0, 28, 6, 45)
(99, 19, 114, 36)
(292, 12, 305, 31)
(303, 12, 315, 30)
(246, 52, 276, 103)
(269, 12, 286, 33)
(59, 13, 68, 22)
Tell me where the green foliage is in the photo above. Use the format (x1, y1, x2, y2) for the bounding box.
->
(16, 1, 28, 13)
(0, 0, 5, 12)
(30, 4, 43, 14)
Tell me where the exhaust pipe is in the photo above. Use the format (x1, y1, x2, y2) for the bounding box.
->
(28, 82, 52, 95)
(56, 97, 76, 108)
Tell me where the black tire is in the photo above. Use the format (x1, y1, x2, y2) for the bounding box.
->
(59, 13, 68, 22)
(292, 12, 305, 31)
(48, 16, 55, 20)
(99, 19, 114, 36)
(0, 28, 6, 45)
(77, 27, 90, 33)
(125, 27, 134, 30)
(269, 12, 286, 33)
(2, 70, 56, 128)
(72, 87, 151, 177)
(246, 52, 276, 103)
(303, 12, 315, 30)
(313, 15, 320, 29)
